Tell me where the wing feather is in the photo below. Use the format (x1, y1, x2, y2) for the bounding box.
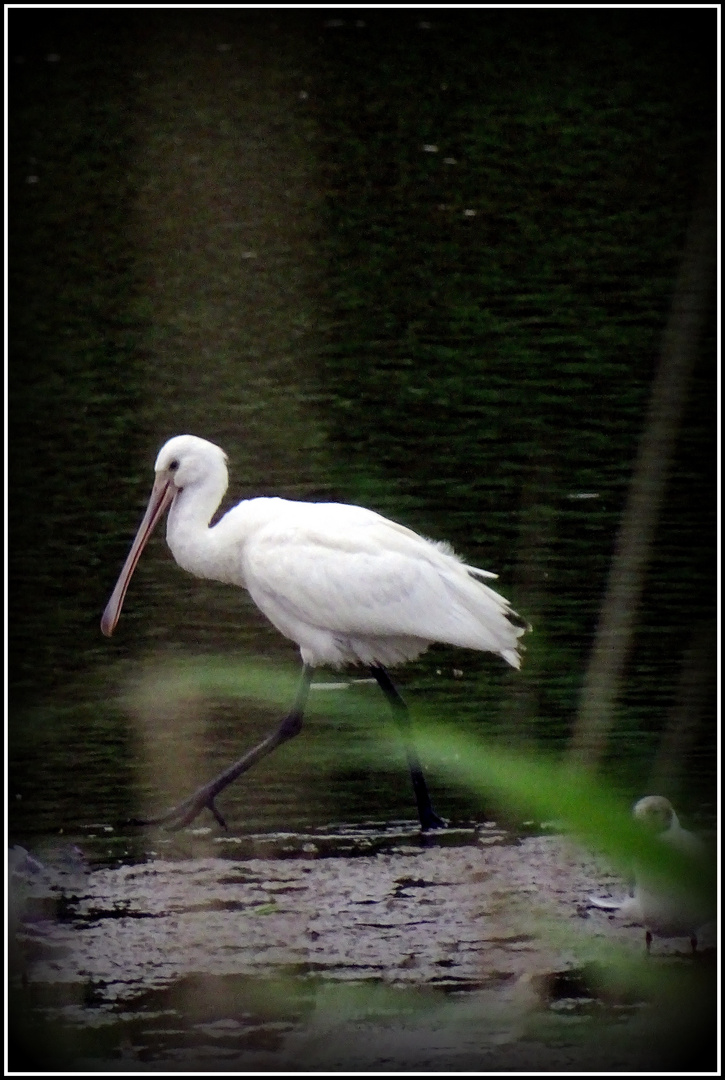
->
(240, 507, 522, 664)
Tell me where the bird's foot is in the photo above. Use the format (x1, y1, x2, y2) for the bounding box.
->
(420, 809, 448, 831)
(128, 789, 228, 832)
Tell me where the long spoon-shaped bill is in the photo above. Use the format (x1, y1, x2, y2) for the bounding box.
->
(101, 475, 176, 637)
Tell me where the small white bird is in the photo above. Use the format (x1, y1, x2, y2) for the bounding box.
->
(589, 795, 713, 953)
(102, 434, 527, 831)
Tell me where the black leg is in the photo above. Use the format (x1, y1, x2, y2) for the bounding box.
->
(370, 665, 446, 831)
(132, 665, 314, 831)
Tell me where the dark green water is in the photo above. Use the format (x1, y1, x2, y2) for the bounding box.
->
(9, 9, 717, 847)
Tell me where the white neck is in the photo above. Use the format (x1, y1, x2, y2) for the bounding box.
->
(165, 470, 227, 578)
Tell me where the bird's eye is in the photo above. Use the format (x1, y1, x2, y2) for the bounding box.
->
(169, 459, 179, 472)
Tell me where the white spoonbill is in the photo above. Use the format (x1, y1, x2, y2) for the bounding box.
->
(102, 434, 527, 831)
(588, 795, 713, 953)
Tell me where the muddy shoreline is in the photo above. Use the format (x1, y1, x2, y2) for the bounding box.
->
(10, 826, 717, 1072)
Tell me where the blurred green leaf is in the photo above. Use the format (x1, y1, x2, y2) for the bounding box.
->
(128, 654, 715, 906)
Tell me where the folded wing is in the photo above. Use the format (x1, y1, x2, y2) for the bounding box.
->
(242, 512, 524, 668)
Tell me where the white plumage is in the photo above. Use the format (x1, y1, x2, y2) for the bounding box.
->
(101, 434, 526, 831)
(589, 795, 713, 952)
(102, 434, 525, 669)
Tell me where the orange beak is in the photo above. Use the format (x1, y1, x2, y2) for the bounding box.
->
(101, 474, 176, 637)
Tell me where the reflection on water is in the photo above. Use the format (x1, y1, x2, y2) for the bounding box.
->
(9, 11, 716, 1074)
(9, 826, 716, 1072)
(10, 13, 715, 851)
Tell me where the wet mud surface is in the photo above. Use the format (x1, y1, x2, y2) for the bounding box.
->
(10, 824, 717, 1072)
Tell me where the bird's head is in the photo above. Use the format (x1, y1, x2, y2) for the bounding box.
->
(633, 795, 677, 834)
(100, 435, 229, 637)
(154, 434, 229, 493)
